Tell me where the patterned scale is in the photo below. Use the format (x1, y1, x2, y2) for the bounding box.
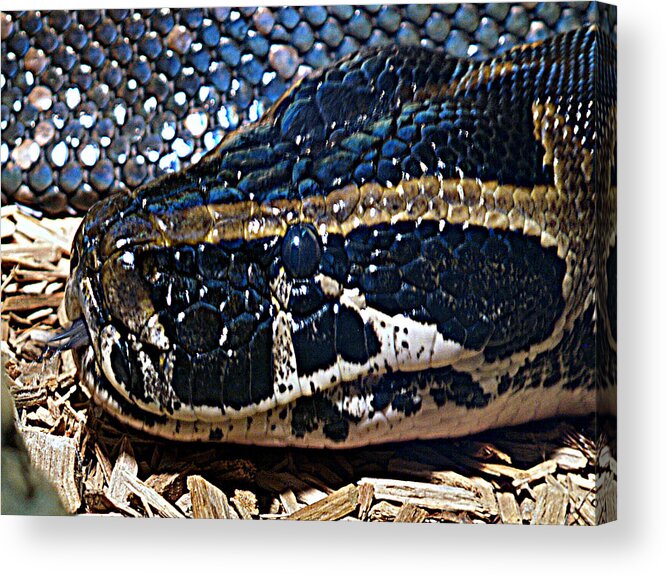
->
(60, 25, 616, 447)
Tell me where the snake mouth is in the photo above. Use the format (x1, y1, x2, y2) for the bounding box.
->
(46, 318, 91, 352)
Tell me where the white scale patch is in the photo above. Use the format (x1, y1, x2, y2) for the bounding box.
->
(140, 314, 171, 351)
(271, 309, 300, 403)
(278, 284, 477, 403)
(99, 324, 130, 402)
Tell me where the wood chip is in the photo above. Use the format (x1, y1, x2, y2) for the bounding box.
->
(551, 447, 588, 470)
(106, 437, 138, 504)
(26, 405, 58, 428)
(531, 479, 568, 525)
(1, 243, 60, 261)
(22, 281, 49, 295)
(121, 471, 184, 518)
(279, 489, 301, 514)
(512, 460, 558, 488)
(1, 218, 16, 238)
(21, 426, 81, 513)
(12, 210, 71, 255)
(360, 477, 498, 518)
(84, 489, 142, 517)
(231, 489, 259, 519)
(10, 384, 48, 408)
(26, 308, 54, 322)
(418, 470, 498, 515)
(520, 496, 535, 522)
(286, 483, 359, 521)
(187, 475, 233, 519)
(13, 269, 70, 281)
(2, 293, 63, 312)
(357, 481, 374, 521)
(368, 501, 400, 521)
(175, 493, 192, 517)
(496, 492, 522, 524)
(394, 503, 428, 523)
(145, 469, 190, 502)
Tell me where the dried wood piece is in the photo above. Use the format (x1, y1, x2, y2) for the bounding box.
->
(368, 500, 400, 521)
(531, 479, 568, 525)
(84, 489, 142, 517)
(187, 474, 233, 519)
(106, 437, 138, 504)
(145, 469, 190, 502)
(22, 281, 49, 295)
(566, 477, 596, 526)
(46, 281, 65, 298)
(21, 426, 81, 513)
(360, 477, 498, 518)
(394, 503, 428, 523)
(357, 482, 374, 521)
(12, 210, 72, 255)
(2, 293, 63, 312)
(1, 205, 19, 216)
(457, 440, 513, 464)
(286, 483, 359, 521)
(295, 485, 328, 506)
(427, 510, 473, 523)
(26, 405, 58, 428)
(85, 460, 106, 493)
(1, 218, 16, 238)
(551, 447, 588, 470)
(175, 493, 193, 517)
(10, 384, 48, 408)
(231, 489, 259, 519)
(1, 242, 60, 258)
(13, 268, 70, 281)
(408, 469, 498, 515)
(496, 492, 522, 524)
(279, 489, 301, 515)
(121, 471, 184, 518)
(512, 460, 558, 488)
(26, 308, 54, 322)
(596, 470, 616, 524)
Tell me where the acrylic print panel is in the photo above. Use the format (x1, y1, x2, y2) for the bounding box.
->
(1, 3, 616, 523)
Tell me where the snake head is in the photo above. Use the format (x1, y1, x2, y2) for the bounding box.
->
(56, 28, 615, 445)
(60, 162, 302, 427)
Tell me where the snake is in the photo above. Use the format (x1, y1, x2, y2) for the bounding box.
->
(56, 26, 617, 448)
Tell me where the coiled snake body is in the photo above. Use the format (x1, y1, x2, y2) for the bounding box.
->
(62, 26, 617, 447)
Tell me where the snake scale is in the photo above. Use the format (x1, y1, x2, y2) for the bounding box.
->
(58, 26, 617, 447)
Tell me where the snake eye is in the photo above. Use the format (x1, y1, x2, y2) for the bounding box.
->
(282, 224, 322, 278)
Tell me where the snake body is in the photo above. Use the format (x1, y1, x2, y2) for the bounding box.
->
(62, 26, 616, 447)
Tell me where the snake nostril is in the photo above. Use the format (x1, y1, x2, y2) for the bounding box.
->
(282, 224, 322, 279)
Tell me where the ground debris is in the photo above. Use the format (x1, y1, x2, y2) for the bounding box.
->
(496, 492, 522, 524)
(231, 489, 259, 519)
(531, 477, 569, 525)
(187, 475, 234, 519)
(394, 503, 428, 523)
(21, 426, 81, 513)
(360, 476, 498, 518)
(286, 483, 359, 521)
